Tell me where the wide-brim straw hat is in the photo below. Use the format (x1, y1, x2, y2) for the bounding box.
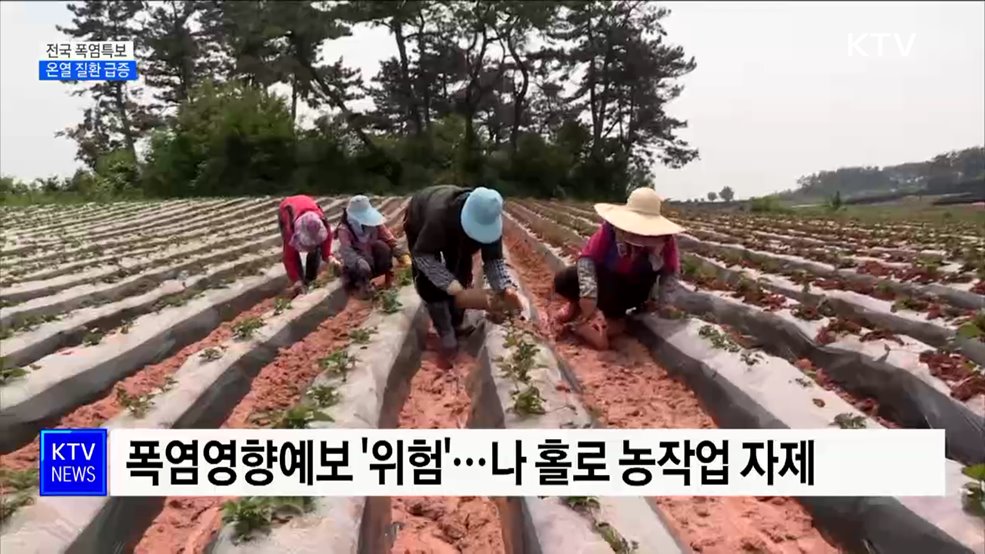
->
(594, 187, 685, 237)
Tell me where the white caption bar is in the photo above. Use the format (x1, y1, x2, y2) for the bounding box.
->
(43, 41, 134, 59)
(108, 428, 944, 497)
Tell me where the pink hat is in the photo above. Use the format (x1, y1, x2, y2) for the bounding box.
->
(291, 212, 327, 252)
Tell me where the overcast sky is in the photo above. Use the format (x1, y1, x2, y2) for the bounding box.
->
(1, 1, 982, 199)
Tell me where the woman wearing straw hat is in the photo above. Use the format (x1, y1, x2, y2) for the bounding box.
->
(278, 194, 340, 297)
(553, 187, 685, 350)
(336, 195, 411, 299)
(404, 185, 523, 367)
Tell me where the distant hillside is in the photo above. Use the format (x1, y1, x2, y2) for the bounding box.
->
(777, 146, 985, 202)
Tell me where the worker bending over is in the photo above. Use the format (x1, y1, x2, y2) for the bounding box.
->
(278, 195, 338, 296)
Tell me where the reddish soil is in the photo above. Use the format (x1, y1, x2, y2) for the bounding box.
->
(973, 280, 985, 295)
(134, 296, 374, 554)
(503, 226, 838, 554)
(793, 359, 898, 428)
(918, 350, 985, 402)
(0, 296, 278, 473)
(390, 338, 505, 554)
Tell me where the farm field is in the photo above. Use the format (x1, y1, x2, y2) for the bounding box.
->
(1, 197, 983, 554)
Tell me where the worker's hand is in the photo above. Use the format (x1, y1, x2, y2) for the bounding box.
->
(398, 254, 412, 267)
(501, 287, 522, 311)
(453, 288, 492, 310)
(290, 281, 308, 297)
(327, 256, 342, 276)
(574, 297, 597, 324)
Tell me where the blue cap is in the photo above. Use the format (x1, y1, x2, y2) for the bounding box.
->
(347, 195, 385, 227)
(460, 187, 503, 244)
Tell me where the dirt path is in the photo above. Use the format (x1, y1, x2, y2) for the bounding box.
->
(134, 298, 373, 554)
(503, 227, 839, 554)
(389, 334, 505, 554)
(0, 296, 278, 472)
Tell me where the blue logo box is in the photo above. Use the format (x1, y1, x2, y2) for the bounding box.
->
(39, 428, 108, 496)
(38, 60, 138, 81)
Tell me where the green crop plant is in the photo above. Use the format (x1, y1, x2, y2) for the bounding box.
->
(511, 385, 547, 417)
(116, 387, 155, 418)
(82, 328, 105, 346)
(119, 318, 134, 334)
(395, 266, 413, 287)
(0, 357, 29, 385)
(960, 463, 985, 518)
(222, 496, 315, 542)
(159, 376, 177, 393)
(319, 349, 356, 381)
(373, 288, 402, 314)
(348, 326, 376, 344)
(498, 330, 540, 384)
(275, 404, 333, 429)
(595, 521, 639, 553)
(306, 384, 341, 409)
(831, 413, 866, 429)
(0, 468, 38, 524)
(200, 347, 223, 361)
(740, 351, 763, 366)
(563, 496, 600, 513)
(232, 317, 264, 340)
(698, 325, 741, 353)
(222, 497, 272, 542)
(273, 298, 292, 316)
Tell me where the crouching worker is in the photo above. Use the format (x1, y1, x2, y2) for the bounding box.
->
(336, 195, 410, 299)
(404, 185, 523, 367)
(553, 187, 685, 350)
(278, 194, 339, 297)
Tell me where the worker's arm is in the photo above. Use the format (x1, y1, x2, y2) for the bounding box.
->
(479, 240, 515, 293)
(279, 206, 304, 284)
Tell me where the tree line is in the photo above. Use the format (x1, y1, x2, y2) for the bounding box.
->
(3, 0, 699, 203)
(787, 146, 985, 201)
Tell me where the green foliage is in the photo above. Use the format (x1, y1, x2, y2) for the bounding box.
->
(348, 326, 376, 344)
(372, 288, 402, 314)
(11, 0, 705, 202)
(305, 384, 341, 409)
(747, 195, 791, 214)
(961, 463, 985, 518)
(142, 81, 297, 197)
(511, 385, 547, 416)
(200, 347, 224, 361)
(222, 496, 315, 542)
(698, 325, 741, 353)
(274, 404, 333, 429)
(831, 413, 867, 429)
(273, 298, 292, 316)
(319, 349, 356, 380)
(0, 468, 38, 524)
(232, 317, 265, 340)
(0, 357, 29, 385)
(116, 387, 155, 418)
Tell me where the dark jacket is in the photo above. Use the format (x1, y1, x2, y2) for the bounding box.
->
(404, 185, 512, 293)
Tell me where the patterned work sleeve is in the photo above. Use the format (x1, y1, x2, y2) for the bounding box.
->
(415, 254, 458, 292)
(575, 257, 598, 299)
(336, 226, 364, 270)
(483, 258, 514, 292)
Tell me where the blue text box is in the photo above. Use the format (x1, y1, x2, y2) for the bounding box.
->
(38, 60, 138, 81)
(39, 428, 108, 496)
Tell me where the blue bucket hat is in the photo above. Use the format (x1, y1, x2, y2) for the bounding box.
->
(460, 187, 503, 244)
(346, 195, 385, 227)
